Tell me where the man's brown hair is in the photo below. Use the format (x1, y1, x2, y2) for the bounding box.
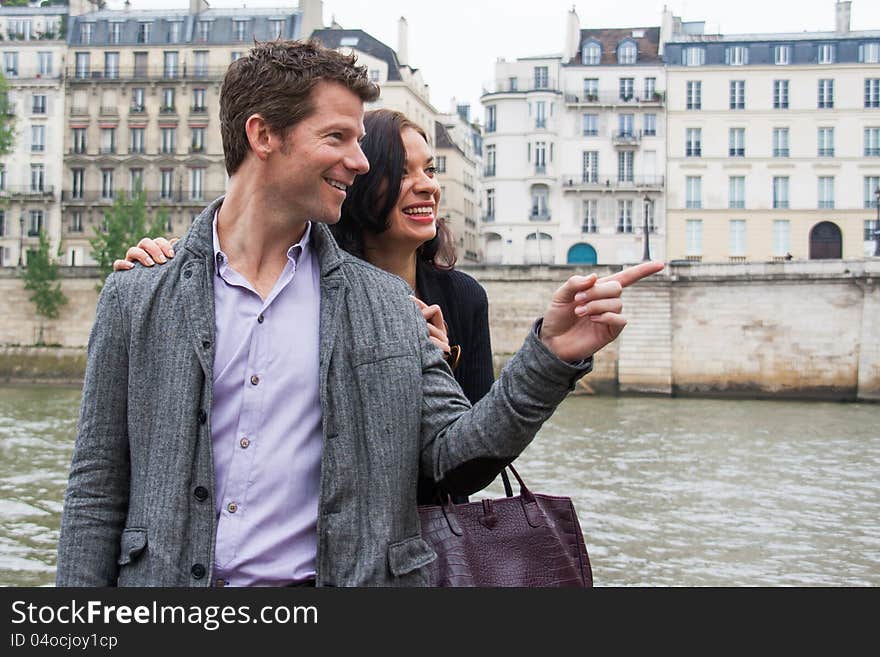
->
(219, 39, 380, 175)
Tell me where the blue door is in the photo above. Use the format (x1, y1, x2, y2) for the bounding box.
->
(567, 243, 597, 264)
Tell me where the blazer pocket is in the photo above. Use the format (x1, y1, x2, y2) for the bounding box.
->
(117, 528, 148, 566)
(387, 535, 436, 577)
(352, 340, 413, 367)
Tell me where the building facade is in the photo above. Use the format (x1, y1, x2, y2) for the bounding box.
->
(664, 2, 880, 262)
(480, 8, 667, 265)
(0, 4, 68, 267)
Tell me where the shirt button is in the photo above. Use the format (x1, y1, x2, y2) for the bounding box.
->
(227, 502, 238, 513)
(257, 313, 264, 324)
(215, 579, 226, 587)
(193, 486, 208, 501)
(250, 375, 260, 386)
(191, 563, 206, 579)
(240, 438, 250, 449)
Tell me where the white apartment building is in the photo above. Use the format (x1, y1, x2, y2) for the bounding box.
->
(0, 3, 68, 267)
(664, 2, 880, 262)
(480, 8, 667, 265)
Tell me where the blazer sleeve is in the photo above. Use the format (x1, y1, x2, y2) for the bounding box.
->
(56, 275, 131, 586)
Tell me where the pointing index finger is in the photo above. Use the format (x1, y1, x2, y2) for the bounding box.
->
(598, 261, 665, 289)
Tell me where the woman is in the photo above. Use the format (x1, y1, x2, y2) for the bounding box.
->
(115, 109, 498, 501)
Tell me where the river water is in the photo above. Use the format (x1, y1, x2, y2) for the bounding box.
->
(1, 385, 877, 587)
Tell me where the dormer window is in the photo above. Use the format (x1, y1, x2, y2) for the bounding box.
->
(682, 46, 705, 66)
(774, 45, 791, 65)
(618, 41, 637, 65)
(817, 43, 835, 64)
(725, 46, 749, 66)
(581, 42, 601, 66)
(859, 42, 880, 64)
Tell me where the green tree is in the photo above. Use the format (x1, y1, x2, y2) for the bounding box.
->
(20, 231, 68, 344)
(89, 189, 169, 290)
(0, 73, 16, 156)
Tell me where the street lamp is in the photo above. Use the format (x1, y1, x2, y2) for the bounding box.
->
(642, 193, 653, 262)
(18, 214, 24, 268)
(874, 186, 880, 257)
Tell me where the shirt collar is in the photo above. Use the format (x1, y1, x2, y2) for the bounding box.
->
(211, 210, 313, 276)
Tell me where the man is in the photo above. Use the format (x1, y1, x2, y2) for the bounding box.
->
(56, 40, 662, 587)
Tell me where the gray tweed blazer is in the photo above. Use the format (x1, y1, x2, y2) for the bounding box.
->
(56, 197, 591, 587)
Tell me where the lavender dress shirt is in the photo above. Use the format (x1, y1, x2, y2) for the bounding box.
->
(210, 214, 322, 586)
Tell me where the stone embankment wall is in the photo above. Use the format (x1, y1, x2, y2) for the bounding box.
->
(0, 261, 877, 401)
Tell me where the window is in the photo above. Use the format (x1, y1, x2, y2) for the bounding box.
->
(189, 168, 205, 200)
(162, 88, 175, 111)
(109, 22, 122, 45)
(129, 128, 144, 154)
(0, 166, 4, 191)
(194, 51, 208, 78)
(773, 177, 789, 209)
(530, 185, 550, 220)
(725, 46, 749, 66)
(71, 168, 84, 199)
(686, 219, 703, 255)
(644, 198, 655, 232)
(73, 128, 86, 154)
(773, 220, 790, 256)
(191, 127, 205, 153)
(617, 200, 633, 233)
(618, 151, 633, 183)
(619, 78, 634, 101)
(582, 200, 597, 233)
(582, 151, 598, 183)
(37, 52, 52, 76)
(164, 51, 179, 79)
(578, 113, 596, 136)
(645, 78, 656, 99)
(71, 211, 83, 233)
(859, 42, 880, 64)
(866, 127, 880, 156)
(864, 177, 880, 208)
(818, 127, 835, 157)
(583, 78, 598, 99)
(231, 52, 244, 64)
(535, 101, 546, 129)
(618, 114, 634, 138)
(773, 128, 789, 157)
(485, 106, 496, 133)
(582, 42, 601, 65)
(686, 81, 701, 110)
(686, 176, 702, 209)
(161, 128, 176, 154)
(74, 52, 89, 79)
(774, 45, 791, 65)
(30, 164, 44, 192)
(485, 189, 495, 220)
(817, 43, 835, 64)
(131, 88, 145, 112)
(160, 169, 174, 199)
(686, 128, 701, 157)
(818, 80, 834, 109)
(104, 52, 119, 79)
(31, 125, 45, 152)
(270, 19, 286, 39)
(618, 41, 637, 65)
(866, 79, 880, 108)
(234, 20, 249, 42)
(80, 22, 94, 45)
(31, 94, 46, 114)
(818, 177, 835, 209)
(197, 21, 211, 43)
(485, 145, 495, 176)
(28, 210, 43, 237)
(729, 220, 746, 257)
(130, 168, 143, 193)
(729, 176, 745, 209)
(100, 128, 115, 154)
(167, 20, 182, 43)
(134, 52, 148, 77)
(3, 52, 18, 77)
(682, 47, 705, 66)
(533, 66, 549, 89)
(864, 220, 878, 242)
(137, 22, 151, 44)
(534, 142, 546, 173)
(8, 19, 32, 40)
(0, 211, 4, 237)
(729, 128, 745, 157)
(101, 169, 114, 199)
(644, 114, 656, 136)
(729, 80, 745, 109)
(774, 80, 789, 109)
(191, 88, 207, 112)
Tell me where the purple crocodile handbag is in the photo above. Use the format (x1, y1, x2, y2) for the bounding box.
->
(418, 465, 593, 587)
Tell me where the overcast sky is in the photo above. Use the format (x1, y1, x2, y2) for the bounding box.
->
(112, 0, 880, 116)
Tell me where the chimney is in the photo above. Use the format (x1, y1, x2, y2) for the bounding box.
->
(189, 0, 210, 15)
(835, 1, 851, 34)
(398, 16, 409, 67)
(564, 6, 581, 62)
(298, 0, 324, 38)
(659, 6, 674, 56)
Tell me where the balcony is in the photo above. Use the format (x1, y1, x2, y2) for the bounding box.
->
(159, 106, 177, 115)
(564, 90, 664, 107)
(61, 190, 225, 204)
(67, 66, 228, 82)
(562, 174, 664, 191)
(529, 210, 551, 221)
(481, 77, 559, 96)
(69, 106, 89, 116)
(612, 130, 642, 147)
(100, 106, 119, 116)
(483, 166, 496, 177)
(99, 147, 117, 155)
(191, 106, 208, 114)
(130, 105, 147, 115)
(0, 185, 54, 199)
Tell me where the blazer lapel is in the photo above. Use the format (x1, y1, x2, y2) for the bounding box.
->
(312, 223, 349, 393)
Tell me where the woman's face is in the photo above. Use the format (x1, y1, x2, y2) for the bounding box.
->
(380, 127, 441, 250)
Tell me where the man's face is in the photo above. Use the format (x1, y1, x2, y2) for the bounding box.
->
(268, 81, 369, 225)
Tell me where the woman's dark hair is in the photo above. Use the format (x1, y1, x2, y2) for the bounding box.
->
(331, 109, 457, 269)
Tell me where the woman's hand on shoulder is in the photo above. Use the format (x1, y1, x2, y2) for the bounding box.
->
(112, 236, 179, 272)
(410, 296, 451, 356)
